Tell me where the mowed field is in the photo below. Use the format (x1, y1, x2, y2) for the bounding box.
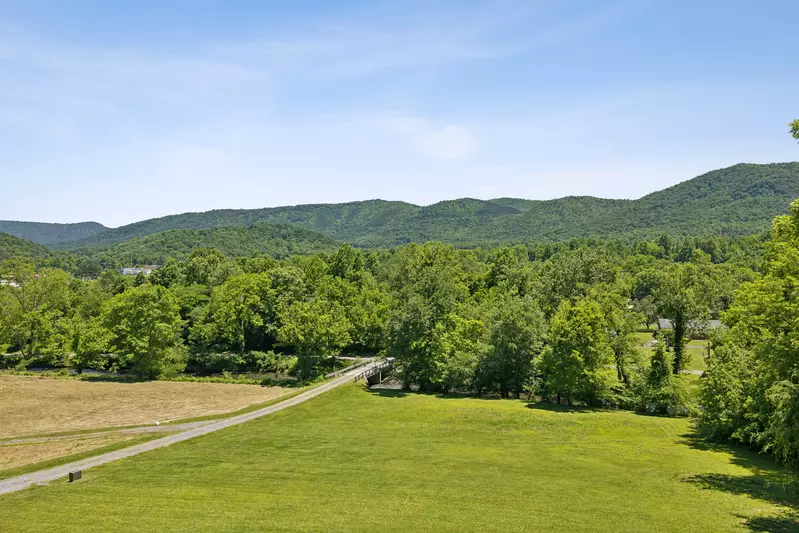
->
(1, 384, 796, 532)
(0, 375, 290, 438)
(0, 375, 291, 478)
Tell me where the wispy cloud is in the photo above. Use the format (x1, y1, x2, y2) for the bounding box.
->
(381, 115, 478, 161)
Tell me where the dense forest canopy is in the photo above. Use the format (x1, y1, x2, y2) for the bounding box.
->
(71, 222, 343, 266)
(0, 233, 51, 261)
(3, 162, 798, 249)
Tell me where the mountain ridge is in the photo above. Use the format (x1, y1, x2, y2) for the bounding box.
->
(3, 162, 798, 250)
(76, 222, 342, 265)
(0, 221, 108, 245)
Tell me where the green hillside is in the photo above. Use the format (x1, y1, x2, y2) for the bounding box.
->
(0, 221, 108, 245)
(0, 233, 51, 261)
(37, 162, 799, 250)
(83, 222, 342, 264)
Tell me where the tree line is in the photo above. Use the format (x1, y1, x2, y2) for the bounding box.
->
(0, 234, 751, 388)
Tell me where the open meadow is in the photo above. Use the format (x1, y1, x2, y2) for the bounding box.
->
(0, 375, 291, 478)
(0, 375, 290, 438)
(0, 383, 795, 532)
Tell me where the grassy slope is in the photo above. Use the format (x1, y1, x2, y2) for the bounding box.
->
(1, 384, 794, 532)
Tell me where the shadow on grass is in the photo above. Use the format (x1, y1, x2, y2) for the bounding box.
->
(742, 513, 799, 532)
(365, 388, 410, 399)
(366, 385, 613, 413)
(365, 387, 516, 402)
(524, 402, 605, 414)
(680, 431, 799, 532)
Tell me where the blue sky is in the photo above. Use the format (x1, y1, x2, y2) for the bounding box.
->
(1, 0, 797, 227)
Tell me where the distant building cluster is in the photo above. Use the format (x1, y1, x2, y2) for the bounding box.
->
(120, 265, 159, 276)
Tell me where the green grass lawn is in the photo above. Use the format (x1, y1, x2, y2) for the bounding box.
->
(636, 331, 708, 372)
(1, 384, 796, 532)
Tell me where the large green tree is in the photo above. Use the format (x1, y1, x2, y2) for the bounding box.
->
(201, 274, 271, 353)
(277, 298, 352, 379)
(714, 200, 799, 466)
(101, 284, 186, 378)
(591, 283, 643, 387)
(0, 261, 71, 357)
(477, 296, 547, 397)
(650, 261, 716, 374)
(539, 298, 615, 406)
(382, 243, 469, 390)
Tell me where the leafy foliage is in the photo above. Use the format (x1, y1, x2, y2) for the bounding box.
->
(0, 260, 71, 358)
(100, 285, 186, 378)
(697, 198, 799, 468)
(539, 298, 615, 406)
(0, 232, 51, 260)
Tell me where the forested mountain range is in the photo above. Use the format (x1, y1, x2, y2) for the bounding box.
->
(0, 221, 108, 244)
(3, 162, 798, 251)
(75, 222, 342, 265)
(0, 233, 51, 261)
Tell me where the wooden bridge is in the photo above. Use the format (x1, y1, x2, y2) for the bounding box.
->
(353, 359, 393, 386)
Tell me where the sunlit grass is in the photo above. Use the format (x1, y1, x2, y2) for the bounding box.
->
(1, 384, 795, 532)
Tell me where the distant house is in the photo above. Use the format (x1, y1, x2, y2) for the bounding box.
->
(658, 319, 723, 330)
(120, 265, 160, 276)
(0, 278, 19, 288)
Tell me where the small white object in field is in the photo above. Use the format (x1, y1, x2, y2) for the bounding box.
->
(154, 421, 160, 426)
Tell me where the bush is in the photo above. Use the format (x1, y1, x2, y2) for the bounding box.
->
(638, 377, 696, 416)
(186, 352, 248, 375)
(0, 353, 25, 370)
(251, 351, 297, 375)
(697, 342, 753, 441)
(185, 350, 298, 376)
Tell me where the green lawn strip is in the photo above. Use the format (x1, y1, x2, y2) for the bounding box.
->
(1, 384, 795, 532)
(0, 433, 169, 481)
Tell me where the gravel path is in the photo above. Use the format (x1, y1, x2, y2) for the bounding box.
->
(0, 361, 379, 496)
(0, 421, 215, 446)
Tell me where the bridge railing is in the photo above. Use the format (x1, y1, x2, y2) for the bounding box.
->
(353, 359, 393, 383)
(324, 358, 374, 379)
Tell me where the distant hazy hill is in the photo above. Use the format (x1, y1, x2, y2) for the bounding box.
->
(0, 221, 108, 245)
(82, 222, 342, 265)
(27, 162, 799, 250)
(0, 232, 51, 261)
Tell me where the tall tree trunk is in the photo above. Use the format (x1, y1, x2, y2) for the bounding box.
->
(616, 349, 630, 386)
(672, 314, 685, 375)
